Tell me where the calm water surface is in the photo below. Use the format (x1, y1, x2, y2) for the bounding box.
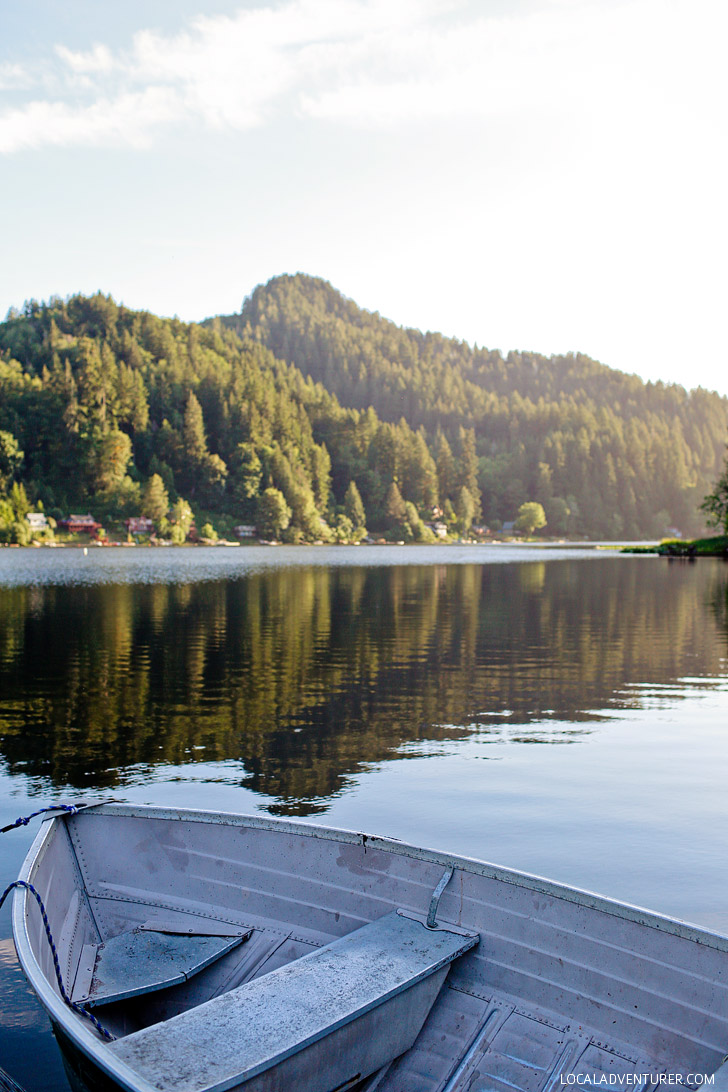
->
(1, 545, 727, 1090)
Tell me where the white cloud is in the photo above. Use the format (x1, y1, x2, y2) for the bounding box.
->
(0, 89, 183, 154)
(0, 0, 726, 156)
(55, 42, 116, 75)
(0, 62, 32, 92)
(0, 0, 456, 151)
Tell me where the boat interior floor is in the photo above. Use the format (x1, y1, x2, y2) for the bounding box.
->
(369, 980, 667, 1092)
(76, 913, 666, 1092)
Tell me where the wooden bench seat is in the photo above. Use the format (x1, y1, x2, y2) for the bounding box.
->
(108, 910, 479, 1092)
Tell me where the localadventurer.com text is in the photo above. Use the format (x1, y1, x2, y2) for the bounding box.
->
(560, 1077, 715, 1086)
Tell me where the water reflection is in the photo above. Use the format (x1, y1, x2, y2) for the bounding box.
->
(0, 558, 726, 814)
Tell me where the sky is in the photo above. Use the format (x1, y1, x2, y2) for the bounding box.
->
(1, 0, 727, 396)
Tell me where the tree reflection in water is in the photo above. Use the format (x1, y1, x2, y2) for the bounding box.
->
(0, 558, 726, 814)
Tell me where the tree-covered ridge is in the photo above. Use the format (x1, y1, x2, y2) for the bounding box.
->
(0, 293, 476, 542)
(1, 279, 726, 541)
(220, 273, 728, 538)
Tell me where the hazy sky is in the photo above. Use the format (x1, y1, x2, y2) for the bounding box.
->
(2, 0, 727, 395)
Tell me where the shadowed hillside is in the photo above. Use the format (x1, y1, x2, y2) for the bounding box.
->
(220, 274, 728, 538)
(0, 278, 726, 542)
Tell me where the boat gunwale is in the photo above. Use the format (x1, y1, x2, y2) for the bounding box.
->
(12, 820, 160, 1092)
(12, 802, 728, 1092)
(62, 802, 728, 952)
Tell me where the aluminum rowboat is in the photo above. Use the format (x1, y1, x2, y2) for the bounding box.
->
(11, 804, 728, 1092)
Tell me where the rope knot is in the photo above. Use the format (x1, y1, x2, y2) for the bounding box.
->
(2, 804, 82, 835)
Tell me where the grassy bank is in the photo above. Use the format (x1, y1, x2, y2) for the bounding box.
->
(622, 535, 728, 556)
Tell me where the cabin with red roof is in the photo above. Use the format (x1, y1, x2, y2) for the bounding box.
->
(59, 514, 101, 534)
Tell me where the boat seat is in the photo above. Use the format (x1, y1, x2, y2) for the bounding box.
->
(107, 909, 479, 1092)
(72, 924, 251, 1008)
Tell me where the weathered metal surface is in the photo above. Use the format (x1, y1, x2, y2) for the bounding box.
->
(434, 1007, 658, 1092)
(71, 929, 249, 1008)
(11, 804, 728, 1092)
(108, 911, 478, 1091)
(67, 804, 728, 950)
(427, 866, 454, 928)
(117, 968, 450, 1092)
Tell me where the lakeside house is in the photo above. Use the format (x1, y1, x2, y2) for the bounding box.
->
(234, 524, 257, 538)
(426, 521, 448, 539)
(125, 517, 155, 535)
(58, 514, 101, 534)
(26, 513, 49, 532)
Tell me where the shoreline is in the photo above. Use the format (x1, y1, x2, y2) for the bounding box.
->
(621, 535, 728, 558)
(1, 538, 659, 551)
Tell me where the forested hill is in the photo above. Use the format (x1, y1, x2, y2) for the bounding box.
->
(219, 273, 728, 538)
(0, 280, 725, 545)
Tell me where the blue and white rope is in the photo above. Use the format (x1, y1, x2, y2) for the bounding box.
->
(1, 805, 80, 835)
(0, 879, 115, 1041)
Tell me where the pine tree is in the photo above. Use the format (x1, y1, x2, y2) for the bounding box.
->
(344, 481, 366, 534)
(0, 430, 23, 490)
(257, 488, 291, 539)
(455, 486, 476, 536)
(701, 448, 728, 533)
(183, 391, 208, 464)
(435, 434, 456, 504)
(141, 474, 169, 522)
(86, 428, 132, 493)
(384, 481, 407, 537)
(311, 444, 332, 512)
(456, 428, 481, 519)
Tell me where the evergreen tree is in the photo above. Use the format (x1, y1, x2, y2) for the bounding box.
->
(344, 481, 367, 536)
(435, 434, 456, 504)
(545, 496, 571, 536)
(10, 482, 31, 519)
(141, 473, 169, 522)
(404, 501, 435, 543)
(0, 430, 23, 490)
(257, 487, 291, 539)
(701, 449, 728, 533)
(183, 391, 208, 465)
(456, 428, 481, 520)
(383, 481, 407, 538)
(198, 452, 228, 507)
(455, 486, 476, 536)
(86, 428, 132, 494)
(332, 513, 355, 542)
(231, 443, 263, 512)
(311, 444, 332, 512)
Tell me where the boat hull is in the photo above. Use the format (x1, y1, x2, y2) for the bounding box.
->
(12, 804, 728, 1092)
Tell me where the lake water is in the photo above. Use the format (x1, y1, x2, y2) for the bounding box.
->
(1, 544, 727, 1091)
